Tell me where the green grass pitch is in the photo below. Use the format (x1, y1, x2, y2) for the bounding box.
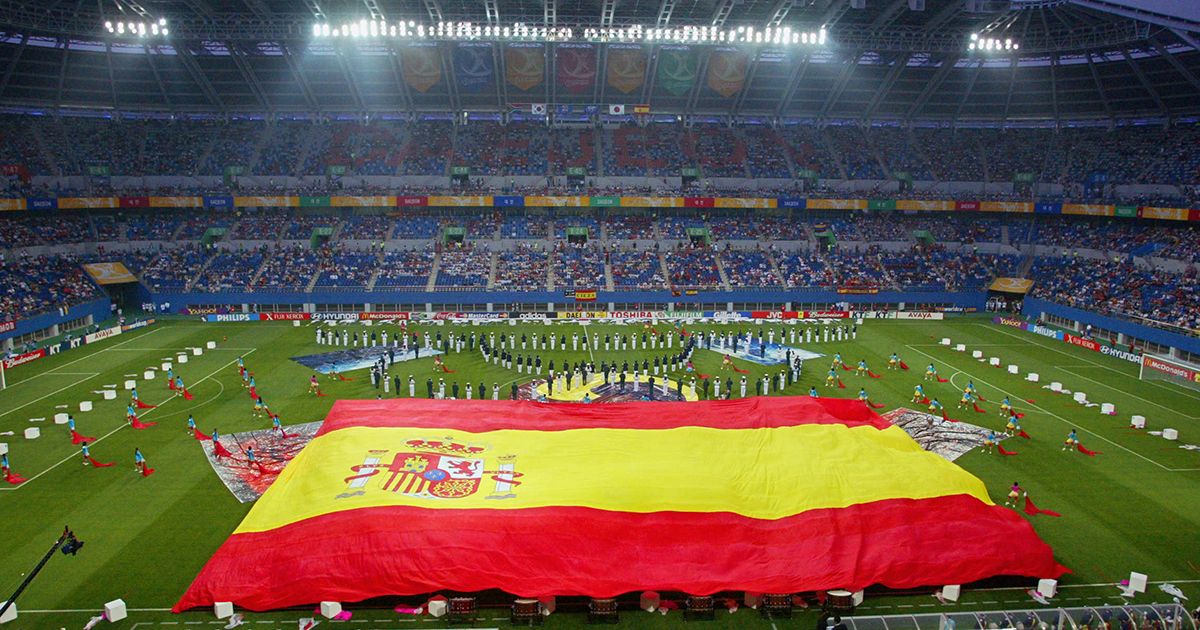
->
(1, 316, 1197, 629)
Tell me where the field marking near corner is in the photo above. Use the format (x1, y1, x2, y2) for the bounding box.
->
(972, 323, 1200, 418)
(37, 327, 166, 375)
(905, 345, 1196, 472)
(976, 323, 1200, 402)
(0, 373, 101, 419)
(0, 350, 255, 492)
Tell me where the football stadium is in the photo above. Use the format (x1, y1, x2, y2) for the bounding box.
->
(2, 0, 1200, 627)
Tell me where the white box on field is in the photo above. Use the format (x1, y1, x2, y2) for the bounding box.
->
(54, 413, 69, 424)
(124, 379, 136, 390)
(79, 401, 93, 412)
(1073, 391, 1087, 403)
(940, 585, 961, 602)
(852, 591, 864, 606)
(101, 390, 116, 400)
(192, 347, 202, 356)
(1008, 365, 1019, 374)
(1162, 428, 1179, 440)
(1128, 572, 1148, 593)
(23, 428, 39, 440)
(955, 344, 966, 351)
(1101, 403, 1115, 414)
(161, 362, 172, 371)
(176, 354, 188, 364)
(206, 341, 216, 349)
(104, 599, 127, 622)
(0, 601, 16, 624)
(1027, 372, 1039, 382)
(940, 338, 951, 345)
(989, 357, 1000, 366)
(1049, 382, 1062, 392)
(972, 350, 983, 359)
(0, 443, 8, 456)
(319, 601, 342, 618)
(1131, 415, 1146, 429)
(1037, 579, 1058, 598)
(143, 370, 155, 380)
(213, 602, 234, 619)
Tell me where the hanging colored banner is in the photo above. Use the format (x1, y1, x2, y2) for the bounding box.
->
(589, 196, 620, 207)
(119, 196, 150, 208)
(706, 50, 748, 97)
(606, 46, 647, 94)
(401, 45, 443, 93)
(453, 44, 494, 93)
(556, 45, 596, 94)
(1114, 205, 1138, 218)
(150, 196, 201, 208)
(656, 47, 698, 96)
(300, 196, 331, 207)
(505, 45, 545, 91)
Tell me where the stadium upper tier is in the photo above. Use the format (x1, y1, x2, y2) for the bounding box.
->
(3, 115, 1200, 192)
(2, 210, 1200, 334)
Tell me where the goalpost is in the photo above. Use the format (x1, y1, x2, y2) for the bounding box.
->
(1138, 353, 1200, 393)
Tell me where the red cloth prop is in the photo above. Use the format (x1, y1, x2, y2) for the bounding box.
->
(899, 361, 910, 370)
(973, 402, 987, 413)
(1018, 429, 1032, 440)
(868, 401, 886, 409)
(212, 441, 234, 458)
(131, 417, 158, 429)
(1024, 496, 1062, 517)
(248, 387, 257, 399)
(837, 378, 846, 389)
(70, 430, 95, 444)
(167, 380, 176, 390)
(182, 388, 194, 400)
(997, 445, 1019, 456)
(440, 365, 455, 373)
(841, 364, 852, 371)
(141, 466, 156, 477)
(942, 411, 959, 423)
(337, 374, 354, 381)
(135, 399, 156, 409)
(867, 370, 882, 378)
(936, 376, 949, 383)
(4, 471, 26, 484)
(1076, 443, 1101, 456)
(193, 428, 212, 440)
(87, 456, 114, 468)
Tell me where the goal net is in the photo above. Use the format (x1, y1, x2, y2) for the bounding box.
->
(1138, 353, 1200, 393)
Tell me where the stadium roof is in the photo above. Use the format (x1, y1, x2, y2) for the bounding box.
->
(0, 0, 1199, 121)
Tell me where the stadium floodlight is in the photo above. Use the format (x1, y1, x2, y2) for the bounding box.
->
(310, 19, 828, 46)
(968, 32, 1018, 52)
(103, 17, 169, 38)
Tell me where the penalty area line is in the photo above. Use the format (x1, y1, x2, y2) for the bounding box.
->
(0, 350, 255, 492)
(905, 344, 1181, 472)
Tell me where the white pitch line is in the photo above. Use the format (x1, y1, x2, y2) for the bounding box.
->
(0, 350, 255, 491)
(905, 344, 1184, 472)
(977, 323, 1200, 402)
(0, 373, 100, 419)
(39, 327, 166, 374)
(1, 370, 99, 389)
(1059, 366, 1200, 420)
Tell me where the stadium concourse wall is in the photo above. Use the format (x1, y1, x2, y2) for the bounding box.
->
(0, 195, 1194, 221)
(1017, 298, 1200, 358)
(141, 288, 988, 313)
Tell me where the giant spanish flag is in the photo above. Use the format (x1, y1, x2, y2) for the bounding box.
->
(175, 398, 1066, 611)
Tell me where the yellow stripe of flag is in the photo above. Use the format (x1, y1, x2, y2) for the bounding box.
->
(237, 424, 990, 534)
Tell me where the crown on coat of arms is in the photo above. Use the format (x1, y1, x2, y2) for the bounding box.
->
(405, 438, 486, 455)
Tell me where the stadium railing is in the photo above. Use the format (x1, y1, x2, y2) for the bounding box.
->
(839, 603, 1195, 630)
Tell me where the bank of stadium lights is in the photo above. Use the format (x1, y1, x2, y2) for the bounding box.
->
(309, 20, 827, 46)
(104, 17, 169, 37)
(968, 32, 1017, 52)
